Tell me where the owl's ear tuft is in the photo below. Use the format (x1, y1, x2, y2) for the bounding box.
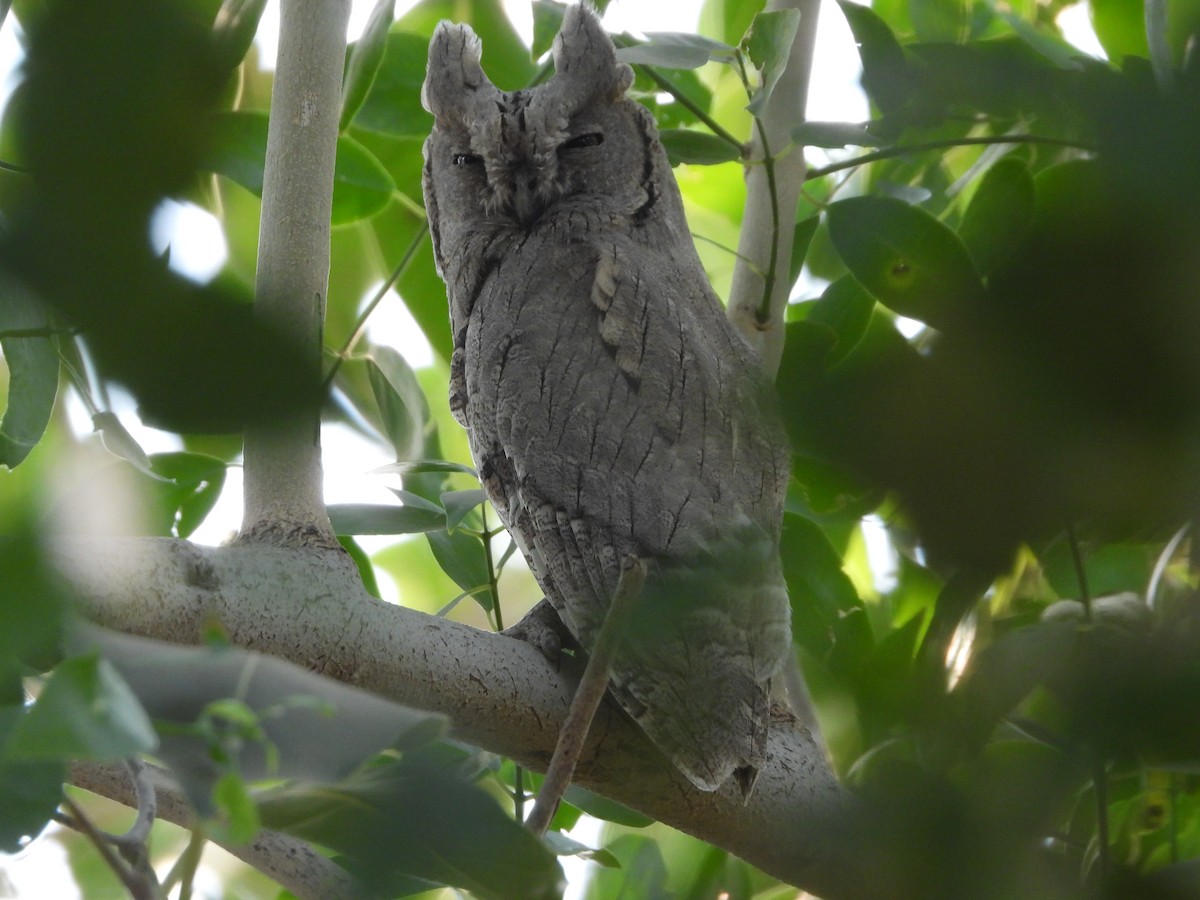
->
(552, 4, 635, 105)
(422, 21, 494, 122)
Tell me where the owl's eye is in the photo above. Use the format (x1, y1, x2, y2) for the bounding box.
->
(562, 132, 604, 151)
(452, 152, 483, 167)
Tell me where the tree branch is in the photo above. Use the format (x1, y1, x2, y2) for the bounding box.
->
(53, 536, 879, 899)
(726, 0, 820, 378)
(68, 759, 370, 900)
(239, 0, 349, 547)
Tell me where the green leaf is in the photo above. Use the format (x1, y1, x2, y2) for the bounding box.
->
(958, 156, 1036, 278)
(806, 275, 876, 365)
(1089, 0, 1151, 63)
(584, 834, 670, 899)
(562, 784, 655, 828)
(200, 112, 396, 224)
(339, 535, 382, 599)
(211, 0, 268, 71)
(330, 133, 396, 224)
(427, 528, 493, 612)
(259, 759, 564, 899)
(910, 0, 971, 42)
(782, 513, 862, 657)
(826, 196, 985, 331)
(743, 8, 802, 116)
(542, 830, 621, 867)
(340, 0, 397, 132)
(616, 32, 736, 69)
(0, 708, 64, 853)
(329, 502, 445, 535)
(348, 31, 434, 136)
(788, 214, 820, 286)
(835, 0, 914, 114)
(0, 287, 58, 469)
(659, 129, 742, 166)
(147, 451, 228, 538)
(442, 489, 486, 532)
(72, 624, 448, 814)
(210, 770, 260, 845)
(531, 0, 567, 60)
(7, 653, 158, 761)
(366, 344, 428, 461)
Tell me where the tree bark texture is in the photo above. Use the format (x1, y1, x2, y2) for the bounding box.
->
(240, 0, 349, 547)
(54, 537, 882, 899)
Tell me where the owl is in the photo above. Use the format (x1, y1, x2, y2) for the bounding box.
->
(421, 4, 792, 794)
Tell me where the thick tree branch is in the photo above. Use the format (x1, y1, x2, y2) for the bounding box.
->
(240, 0, 349, 547)
(727, 0, 820, 378)
(68, 760, 369, 900)
(53, 537, 881, 900)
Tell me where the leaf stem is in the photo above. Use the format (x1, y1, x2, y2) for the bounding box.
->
(322, 223, 428, 393)
(634, 63, 745, 152)
(1066, 522, 1092, 622)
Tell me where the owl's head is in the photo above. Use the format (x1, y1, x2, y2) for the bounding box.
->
(422, 5, 661, 239)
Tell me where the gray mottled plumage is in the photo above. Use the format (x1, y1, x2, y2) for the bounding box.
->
(421, 5, 791, 793)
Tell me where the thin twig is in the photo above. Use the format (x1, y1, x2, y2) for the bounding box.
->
(806, 134, 1090, 181)
(525, 556, 647, 836)
(1066, 522, 1092, 621)
(635, 62, 745, 152)
(59, 796, 162, 900)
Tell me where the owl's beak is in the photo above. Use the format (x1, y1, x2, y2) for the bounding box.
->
(512, 174, 545, 229)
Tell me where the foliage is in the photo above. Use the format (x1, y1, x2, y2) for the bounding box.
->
(2, 0, 1200, 896)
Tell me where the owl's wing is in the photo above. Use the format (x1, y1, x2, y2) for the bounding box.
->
(460, 234, 790, 791)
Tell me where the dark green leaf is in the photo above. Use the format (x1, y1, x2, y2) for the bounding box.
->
(835, 0, 914, 113)
(562, 784, 655, 828)
(743, 8, 802, 115)
(659, 129, 742, 166)
(147, 451, 228, 538)
(782, 513, 862, 657)
(0, 708, 64, 853)
(329, 502, 445, 535)
(788, 214, 820, 286)
(330, 133, 396, 224)
(806, 275, 877, 366)
(531, 0, 566, 60)
(0, 286, 57, 469)
(339, 535, 382, 599)
(211, 0, 268, 71)
(340, 0, 397, 132)
(542, 830, 621, 867)
(259, 759, 563, 899)
(442, 488, 486, 531)
(200, 112, 396, 224)
(389, 487, 444, 514)
(348, 31, 434, 136)
(826, 195, 985, 330)
(427, 528, 493, 612)
(910, 0, 971, 42)
(958, 156, 1036, 278)
(366, 344, 428, 460)
(584, 834, 670, 899)
(7, 653, 157, 761)
(72, 624, 447, 813)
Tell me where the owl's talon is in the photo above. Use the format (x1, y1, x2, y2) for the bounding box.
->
(502, 598, 575, 666)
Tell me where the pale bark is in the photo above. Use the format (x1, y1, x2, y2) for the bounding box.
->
(727, 0, 821, 378)
(240, 0, 349, 547)
(53, 536, 881, 900)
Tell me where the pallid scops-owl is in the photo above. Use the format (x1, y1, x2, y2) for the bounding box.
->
(421, 4, 791, 794)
